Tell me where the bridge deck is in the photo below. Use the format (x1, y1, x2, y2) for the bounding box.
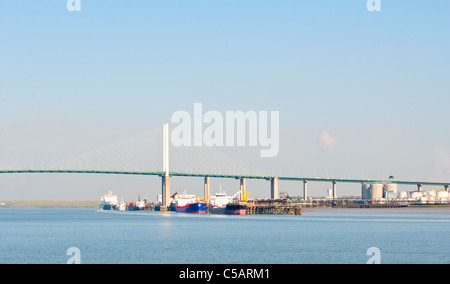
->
(0, 170, 448, 187)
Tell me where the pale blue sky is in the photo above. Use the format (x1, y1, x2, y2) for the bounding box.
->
(0, 1, 449, 200)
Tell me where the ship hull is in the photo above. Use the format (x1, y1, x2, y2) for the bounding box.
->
(100, 204, 115, 210)
(177, 202, 207, 214)
(224, 209, 247, 215)
(127, 206, 144, 211)
(210, 207, 227, 214)
(210, 204, 247, 215)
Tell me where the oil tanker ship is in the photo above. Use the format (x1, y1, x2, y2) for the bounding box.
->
(173, 191, 207, 214)
(210, 202, 247, 215)
(209, 186, 248, 215)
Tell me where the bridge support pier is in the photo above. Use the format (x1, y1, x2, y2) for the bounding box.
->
(303, 180, 308, 201)
(204, 177, 210, 203)
(161, 175, 171, 208)
(445, 185, 449, 192)
(161, 123, 170, 208)
(332, 181, 337, 200)
(240, 178, 246, 200)
(418, 184, 423, 192)
(271, 177, 279, 200)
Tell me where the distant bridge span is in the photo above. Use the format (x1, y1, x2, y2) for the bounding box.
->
(1, 124, 449, 204)
(1, 169, 449, 186)
(1, 169, 449, 199)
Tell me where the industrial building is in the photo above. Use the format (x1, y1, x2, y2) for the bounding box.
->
(362, 182, 397, 200)
(362, 182, 450, 204)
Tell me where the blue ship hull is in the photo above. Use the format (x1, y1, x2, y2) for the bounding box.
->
(176, 202, 207, 214)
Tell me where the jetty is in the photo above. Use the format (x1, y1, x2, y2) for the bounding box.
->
(245, 199, 302, 215)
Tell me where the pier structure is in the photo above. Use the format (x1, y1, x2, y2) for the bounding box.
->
(303, 180, 308, 200)
(332, 181, 337, 199)
(204, 177, 210, 203)
(240, 178, 246, 200)
(161, 123, 171, 211)
(271, 177, 279, 200)
(246, 199, 302, 215)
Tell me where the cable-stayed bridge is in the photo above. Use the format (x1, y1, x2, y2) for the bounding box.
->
(1, 124, 449, 207)
(1, 126, 262, 176)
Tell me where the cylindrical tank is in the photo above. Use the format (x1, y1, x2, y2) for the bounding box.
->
(399, 191, 408, 199)
(371, 184, 384, 200)
(427, 190, 436, 197)
(384, 183, 398, 199)
(362, 183, 371, 200)
(436, 191, 449, 201)
(410, 192, 422, 200)
(327, 189, 333, 198)
(420, 196, 429, 203)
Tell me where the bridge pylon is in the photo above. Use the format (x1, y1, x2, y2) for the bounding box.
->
(161, 123, 171, 208)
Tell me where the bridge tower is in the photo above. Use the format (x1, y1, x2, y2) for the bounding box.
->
(161, 123, 171, 209)
(271, 177, 279, 200)
(303, 180, 308, 201)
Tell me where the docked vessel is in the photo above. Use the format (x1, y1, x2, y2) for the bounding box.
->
(127, 196, 147, 211)
(99, 191, 118, 210)
(177, 202, 207, 214)
(210, 186, 232, 214)
(210, 187, 248, 215)
(210, 186, 231, 207)
(174, 191, 207, 214)
(118, 200, 126, 211)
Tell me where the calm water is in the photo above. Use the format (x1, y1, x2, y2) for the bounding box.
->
(0, 207, 449, 264)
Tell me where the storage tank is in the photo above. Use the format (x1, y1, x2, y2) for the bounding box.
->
(327, 189, 333, 198)
(362, 183, 371, 200)
(426, 190, 436, 197)
(399, 191, 408, 199)
(420, 196, 429, 203)
(371, 183, 384, 200)
(410, 191, 422, 200)
(436, 191, 449, 201)
(384, 183, 398, 199)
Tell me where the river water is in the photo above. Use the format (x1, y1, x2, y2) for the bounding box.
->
(0, 207, 449, 264)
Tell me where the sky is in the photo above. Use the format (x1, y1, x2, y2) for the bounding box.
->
(0, 0, 449, 201)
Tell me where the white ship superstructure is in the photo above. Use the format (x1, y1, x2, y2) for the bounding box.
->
(210, 186, 232, 209)
(99, 191, 119, 210)
(173, 190, 196, 208)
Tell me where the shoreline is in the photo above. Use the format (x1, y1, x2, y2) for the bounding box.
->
(0, 200, 98, 208)
(2, 200, 450, 209)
